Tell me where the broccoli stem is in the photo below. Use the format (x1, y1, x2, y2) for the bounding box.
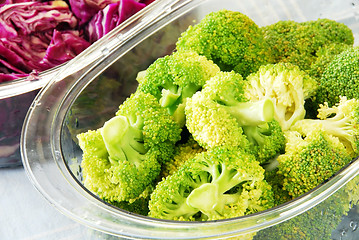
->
(320, 116, 354, 142)
(181, 83, 203, 99)
(224, 98, 274, 126)
(160, 89, 180, 108)
(262, 156, 279, 172)
(242, 124, 268, 146)
(186, 183, 219, 212)
(160, 83, 201, 114)
(101, 115, 147, 167)
(302, 117, 355, 151)
(186, 163, 253, 214)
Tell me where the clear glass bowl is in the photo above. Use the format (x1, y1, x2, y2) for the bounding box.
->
(0, 66, 60, 167)
(21, 0, 359, 239)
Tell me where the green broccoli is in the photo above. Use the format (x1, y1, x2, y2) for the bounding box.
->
(243, 120, 286, 164)
(308, 42, 352, 80)
(77, 92, 181, 202)
(291, 96, 359, 158)
(245, 62, 318, 131)
(263, 167, 292, 206)
(148, 146, 274, 221)
(277, 130, 352, 198)
(176, 9, 271, 77)
(74, 8, 359, 226)
(262, 18, 354, 72)
(185, 71, 277, 154)
(137, 50, 220, 127)
(304, 43, 353, 119)
(161, 137, 205, 179)
(315, 46, 359, 107)
(105, 185, 154, 216)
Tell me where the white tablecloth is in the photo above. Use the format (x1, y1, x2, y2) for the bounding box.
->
(0, 166, 124, 240)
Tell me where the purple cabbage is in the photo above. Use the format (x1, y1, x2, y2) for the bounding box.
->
(0, 1, 78, 37)
(85, 0, 146, 43)
(0, 1, 91, 82)
(0, 0, 150, 83)
(69, 0, 119, 26)
(37, 30, 91, 69)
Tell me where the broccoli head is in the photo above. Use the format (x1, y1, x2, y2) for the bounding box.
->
(176, 9, 271, 77)
(263, 167, 292, 207)
(77, 92, 181, 202)
(243, 120, 286, 164)
(292, 96, 359, 158)
(262, 18, 354, 72)
(308, 42, 352, 80)
(148, 146, 274, 221)
(277, 130, 352, 198)
(315, 46, 359, 107)
(105, 185, 154, 216)
(245, 62, 318, 131)
(185, 71, 275, 150)
(161, 137, 205, 179)
(304, 43, 352, 119)
(137, 50, 220, 127)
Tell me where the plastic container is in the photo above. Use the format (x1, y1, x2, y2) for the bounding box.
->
(21, 0, 359, 239)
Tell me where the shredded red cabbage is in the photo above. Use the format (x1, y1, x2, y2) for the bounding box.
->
(85, 0, 146, 43)
(0, 0, 150, 83)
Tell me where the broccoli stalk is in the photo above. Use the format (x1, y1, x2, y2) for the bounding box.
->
(291, 96, 359, 158)
(186, 161, 260, 215)
(220, 98, 274, 127)
(160, 83, 202, 109)
(102, 115, 146, 166)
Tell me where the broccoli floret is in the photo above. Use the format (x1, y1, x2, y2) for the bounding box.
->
(185, 71, 275, 150)
(161, 137, 205, 179)
(243, 120, 286, 164)
(262, 19, 354, 72)
(176, 9, 271, 77)
(77, 92, 181, 202)
(305, 43, 352, 118)
(245, 62, 318, 131)
(108, 197, 150, 216)
(148, 146, 274, 221)
(308, 42, 352, 80)
(137, 50, 220, 127)
(277, 130, 352, 198)
(315, 47, 359, 107)
(106, 185, 154, 216)
(263, 167, 292, 206)
(292, 96, 359, 158)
